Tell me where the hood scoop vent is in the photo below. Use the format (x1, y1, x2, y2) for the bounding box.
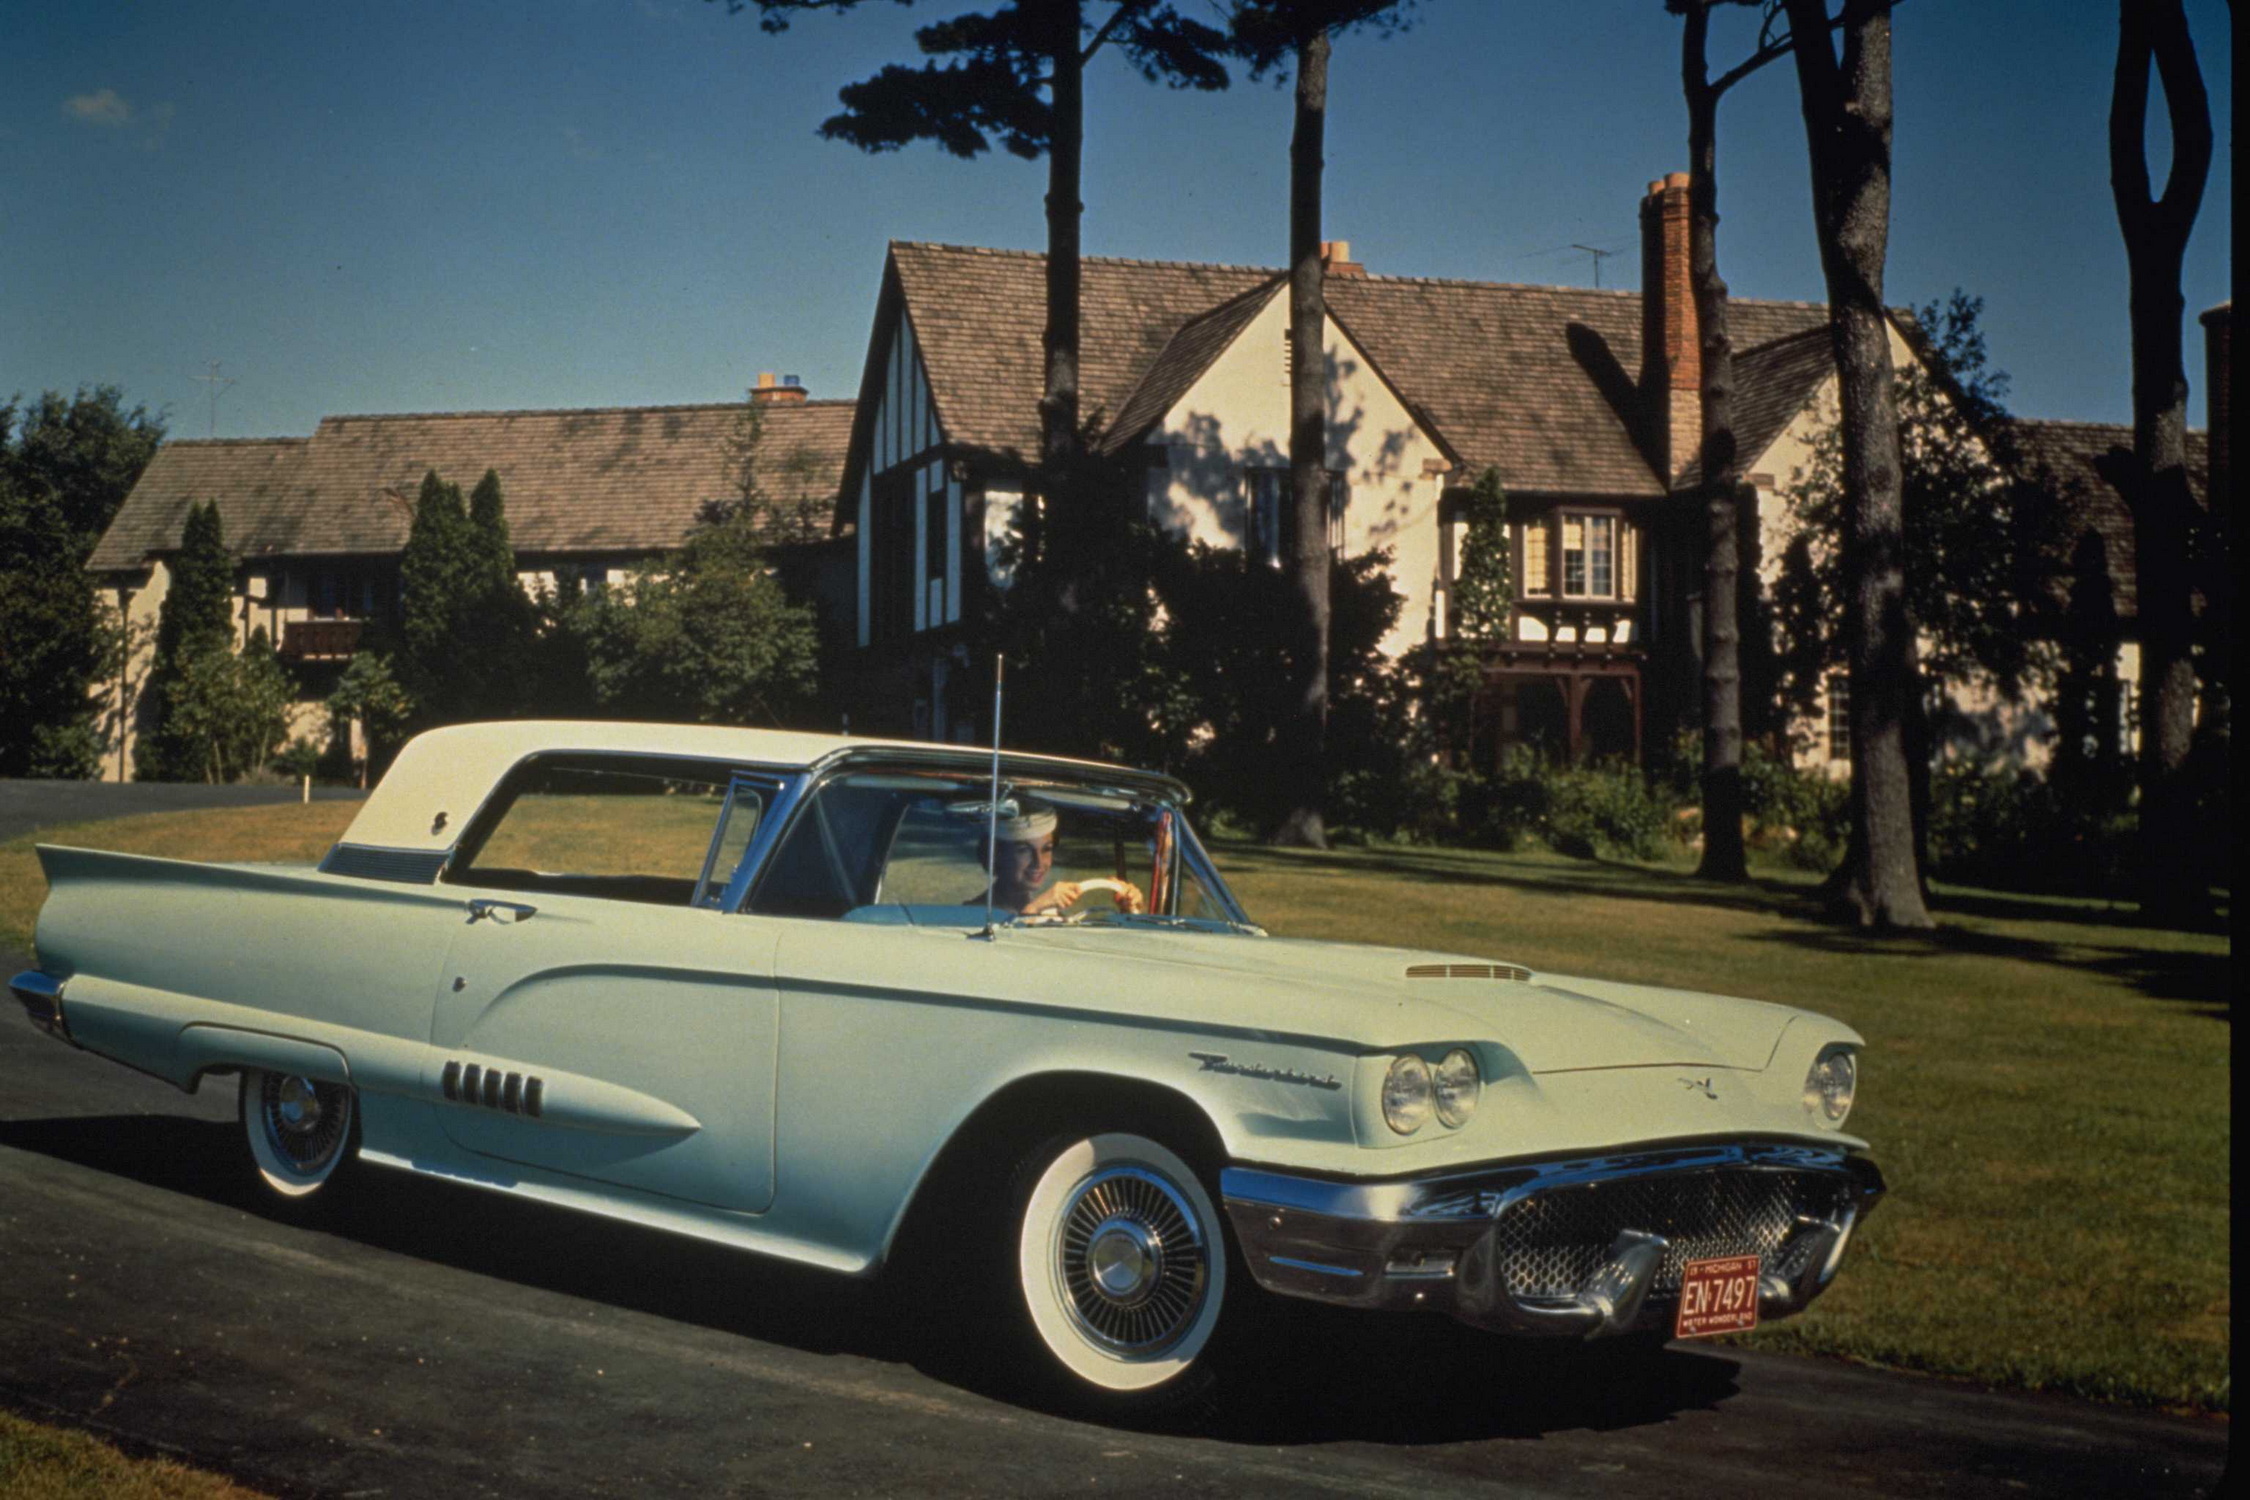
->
(1406, 962, 1531, 983)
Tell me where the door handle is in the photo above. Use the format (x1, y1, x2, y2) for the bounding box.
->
(466, 899, 538, 925)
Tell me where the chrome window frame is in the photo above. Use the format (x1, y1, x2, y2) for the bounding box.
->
(732, 748, 1253, 928)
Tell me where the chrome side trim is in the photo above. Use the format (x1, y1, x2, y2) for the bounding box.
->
(9, 970, 72, 1044)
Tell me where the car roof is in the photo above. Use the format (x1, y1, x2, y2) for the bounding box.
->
(333, 720, 1186, 855)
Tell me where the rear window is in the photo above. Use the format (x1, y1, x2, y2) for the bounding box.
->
(449, 759, 755, 908)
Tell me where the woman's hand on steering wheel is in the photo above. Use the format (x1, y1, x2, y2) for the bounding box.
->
(1027, 877, 1145, 915)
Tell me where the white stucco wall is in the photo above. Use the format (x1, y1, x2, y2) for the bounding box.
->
(1140, 288, 1451, 659)
(1743, 319, 2102, 775)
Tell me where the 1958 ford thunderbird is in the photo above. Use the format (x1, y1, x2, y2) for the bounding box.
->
(13, 721, 1882, 1415)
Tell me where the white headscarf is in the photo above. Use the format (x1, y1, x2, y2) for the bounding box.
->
(993, 802, 1058, 845)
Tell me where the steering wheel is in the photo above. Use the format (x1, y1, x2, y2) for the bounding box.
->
(1058, 877, 1143, 913)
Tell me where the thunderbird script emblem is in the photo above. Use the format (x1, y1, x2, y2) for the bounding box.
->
(1190, 1052, 1343, 1091)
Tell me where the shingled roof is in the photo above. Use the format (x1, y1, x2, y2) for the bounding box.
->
(91, 399, 853, 573)
(889, 243, 1282, 471)
(885, 241, 1834, 497)
(2015, 419, 2211, 620)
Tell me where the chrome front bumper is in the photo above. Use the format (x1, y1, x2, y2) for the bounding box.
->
(1220, 1141, 1885, 1338)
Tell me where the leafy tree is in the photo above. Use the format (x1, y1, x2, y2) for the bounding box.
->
(1227, 0, 1412, 849)
(978, 491, 1190, 770)
(0, 482, 107, 778)
(1782, 0, 1928, 928)
(0, 386, 165, 547)
(1450, 467, 1513, 640)
(326, 651, 417, 787)
(165, 626, 293, 784)
(582, 512, 820, 725)
(742, 1, 1229, 507)
(1671, 0, 1805, 880)
(1419, 466, 1511, 770)
(136, 500, 238, 780)
(2108, 0, 2214, 921)
(0, 387, 165, 778)
(1153, 538, 1401, 832)
(1776, 293, 2062, 870)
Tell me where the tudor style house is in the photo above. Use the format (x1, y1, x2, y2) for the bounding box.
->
(838, 175, 2215, 771)
(842, 175, 1860, 759)
(89, 379, 851, 779)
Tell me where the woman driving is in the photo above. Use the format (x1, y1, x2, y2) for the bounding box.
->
(982, 797, 1145, 916)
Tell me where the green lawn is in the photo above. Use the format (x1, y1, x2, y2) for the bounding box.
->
(2, 806, 2229, 1411)
(1213, 836, 2231, 1412)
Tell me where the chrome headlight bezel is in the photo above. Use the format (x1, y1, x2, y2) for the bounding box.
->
(1382, 1054, 1434, 1135)
(1803, 1045, 1857, 1125)
(1432, 1047, 1481, 1129)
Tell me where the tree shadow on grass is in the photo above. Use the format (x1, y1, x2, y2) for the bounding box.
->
(1743, 920, 2233, 1021)
(0, 1113, 1736, 1443)
(1208, 842, 2233, 1018)
(1211, 839, 1813, 922)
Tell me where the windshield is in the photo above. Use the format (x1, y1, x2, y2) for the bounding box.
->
(746, 769, 1251, 931)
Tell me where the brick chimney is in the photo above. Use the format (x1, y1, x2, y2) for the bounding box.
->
(2201, 303, 2229, 515)
(1639, 172, 1700, 487)
(751, 371, 808, 405)
(1320, 239, 1367, 278)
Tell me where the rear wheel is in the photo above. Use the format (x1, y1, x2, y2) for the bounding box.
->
(239, 1068, 357, 1201)
(1008, 1132, 1228, 1418)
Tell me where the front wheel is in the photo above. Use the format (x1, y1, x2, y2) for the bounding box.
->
(1010, 1132, 1228, 1415)
(239, 1068, 358, 1202)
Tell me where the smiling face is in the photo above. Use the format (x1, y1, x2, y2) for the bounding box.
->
(994, 832, 1057, 907)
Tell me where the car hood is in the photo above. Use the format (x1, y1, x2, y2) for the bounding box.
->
(1008, 928, 1798, 1073)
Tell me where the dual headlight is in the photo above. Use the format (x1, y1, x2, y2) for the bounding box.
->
(1382, 1049, 1481, 1135)
(1803, 1045, 1857, 1125)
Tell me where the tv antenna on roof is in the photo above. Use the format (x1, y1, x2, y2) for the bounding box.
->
(191, 360, 237, 437)
(1570, 245, 1620, 289)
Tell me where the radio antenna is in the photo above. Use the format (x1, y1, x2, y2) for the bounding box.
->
(980, 654, 1005, 939)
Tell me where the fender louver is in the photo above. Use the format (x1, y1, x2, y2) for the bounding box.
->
(441, 1060, 545, 1118)
(1405, 963, 1532, 982)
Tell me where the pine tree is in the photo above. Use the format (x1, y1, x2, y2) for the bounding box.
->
(136, 501, 237, 780)
(464, 468, 530, 715)
(397, 471, 478, 726)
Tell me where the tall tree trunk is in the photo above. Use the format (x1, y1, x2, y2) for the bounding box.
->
(2109, 0, 2212, 922)
(1271, 25, 1331, 849)
(1684, 3, 1747, 882)
(1785, 0, 1930, 928)
(1040, 1, 1086, 515)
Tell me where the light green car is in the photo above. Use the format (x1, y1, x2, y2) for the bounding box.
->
(13, 721, 1882, 1417)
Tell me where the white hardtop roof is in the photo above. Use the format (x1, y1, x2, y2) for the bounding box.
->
(336, 719, 1172, 854)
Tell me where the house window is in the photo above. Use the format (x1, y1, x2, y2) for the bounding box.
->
(1245, 467, 1349, 566)
(1561, 513, 1617, 599)
(1522, 520, 1551, 597)
(2119, 679, 2139, 755)
(1826, 674, 1851, 761)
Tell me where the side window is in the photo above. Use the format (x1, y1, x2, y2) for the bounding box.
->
(694, 779, 767, 909)
(747, 779, 902, 919)
(450, 760, 734, 907)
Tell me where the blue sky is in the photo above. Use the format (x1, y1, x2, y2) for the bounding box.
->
(3, 1, 2232, 439)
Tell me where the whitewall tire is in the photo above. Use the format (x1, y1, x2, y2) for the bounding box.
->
(1014, 1132, 1227, 1399)
(240, 1068, 357, 1200)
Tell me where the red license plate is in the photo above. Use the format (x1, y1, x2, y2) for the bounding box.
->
(1674, 1254, 1761, 1338)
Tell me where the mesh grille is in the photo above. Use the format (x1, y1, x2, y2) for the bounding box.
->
(1491, 1169, 1847, 1301)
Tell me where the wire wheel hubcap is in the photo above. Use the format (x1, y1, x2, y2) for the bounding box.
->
(260, 1073, 349, 1175)
(1055, 1166, 1208, 1356)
